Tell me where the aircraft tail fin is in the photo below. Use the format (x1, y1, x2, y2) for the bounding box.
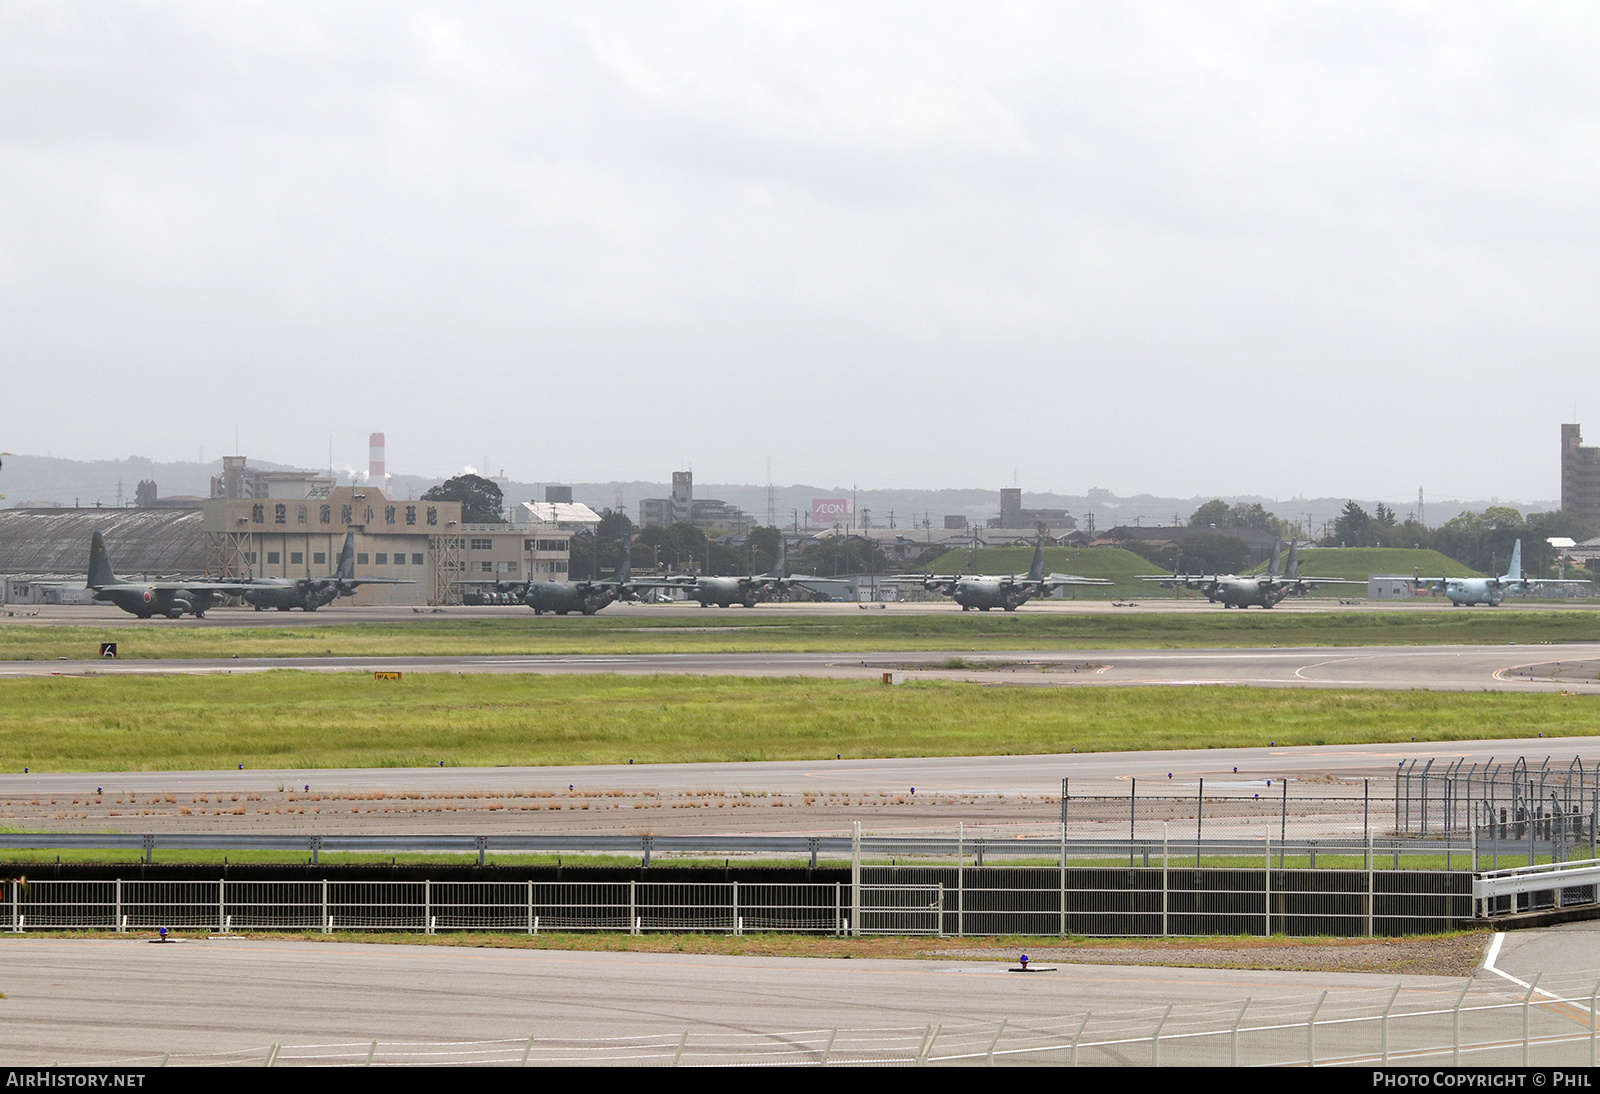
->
(767, 535, 786, 579)
(1507, 539, 1523, 582)
(1268, 540, 1283, 580)
(1286, 539, 1301, 579)
(1027, 535, 1046, 582)
(336, 531, 356, 579)
(87, 531, 120, 588)
(616, 532, 632, 582)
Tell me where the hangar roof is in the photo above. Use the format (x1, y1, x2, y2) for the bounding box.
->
(0, 508, 206, 577)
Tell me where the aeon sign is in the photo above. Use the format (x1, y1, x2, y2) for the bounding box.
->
(811, 498, 854, 526)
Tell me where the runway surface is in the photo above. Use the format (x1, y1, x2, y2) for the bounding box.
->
(0, 937, 1483, 1067)
(4, 736, 1598, 805)
(5, 641, 1599, 691)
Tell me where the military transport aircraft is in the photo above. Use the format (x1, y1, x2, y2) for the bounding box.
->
(895, 536, 1113, 610)
(238, 531, 413, 611)
(1141, 539, 1361, 608)
(1415, 539, 1588, 606)
(631, 538, 845, 607)
(463, 531, 640, 615)
(519, 531, 638, 615)
(85, 531, 253, 619)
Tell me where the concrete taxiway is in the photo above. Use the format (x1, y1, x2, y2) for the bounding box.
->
(0, 937, 1486, 1067)
(4, 641, 1599, 691)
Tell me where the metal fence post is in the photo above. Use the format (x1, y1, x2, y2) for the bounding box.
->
(985, 1017, 1007, 1066)
(116, 879, 123, 934)
(1590, 977, 1599, 1067)
(1070, 1011, 1090, 1067)
(959, 826, 966, 938)
(1380, 983, 1401, 1064)
(629, 879, 638, 936)
(1523, 971, 1543, 1067)
(733, 881, 740, 936)
(1129, 778, 1136, 866)
(820, 1027, 836, 1067)
(1196, 777, 1203, 867)
(1306, 989, 1327, 1067)
(218, 879, 225, 934)
(1264, 826, 1272, 937)
(527, 880, 533, 935)
(1366, 832, 1374, 938)
(425, 879, 433, 935)
(1453, 980, 1471, 1065)
(1161, 822, 1168, 937)
(322, 878, 330, 934)
(1150, 1003, 1171, 1067)
(1059, 821, 1066, 938)
(851, 821, 861, 938)
(1230, 998, 1250, 1067)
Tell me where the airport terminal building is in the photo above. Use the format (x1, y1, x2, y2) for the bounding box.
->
(0, 459, 572, 607)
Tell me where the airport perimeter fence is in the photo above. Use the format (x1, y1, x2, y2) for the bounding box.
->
(1065, 756, 1600, 851)
(2, 863, 1473, 937)
(1395, 755, 1600, 844)
(37, 979, 1600, 1066)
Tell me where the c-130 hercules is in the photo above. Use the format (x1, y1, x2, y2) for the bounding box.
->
(1141, 540, 1360, 608)
(85, 531, 253, 619)
(237, 530, 414, 611)
(462, 531, 637, 615)
(630, 537, 843, 607)
(895, 536, 1113, 610)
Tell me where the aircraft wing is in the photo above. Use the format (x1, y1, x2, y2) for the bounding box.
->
(1040, 573, 1115, 588)
(627, 576, 700, 588)
(1520, 578, 1593, 586)
(141, 580, 258, 593)
(781, 575, 856, 597)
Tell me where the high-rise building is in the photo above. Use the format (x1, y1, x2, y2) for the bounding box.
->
(1562, 424, 1600, 526)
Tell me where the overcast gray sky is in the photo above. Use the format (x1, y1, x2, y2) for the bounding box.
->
(2, 2, 1595, 501)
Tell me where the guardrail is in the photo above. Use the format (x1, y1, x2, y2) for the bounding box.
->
(1474, 856, 1600, 918)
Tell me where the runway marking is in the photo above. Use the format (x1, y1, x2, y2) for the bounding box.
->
(1293, 656, 1363, 680)
(1480, 932, 1598, 1027)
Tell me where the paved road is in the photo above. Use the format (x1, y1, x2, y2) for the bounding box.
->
(4, 641, 1598, 690)
(3, 736, 1595, 802)
(0, 937, 1482, 1067)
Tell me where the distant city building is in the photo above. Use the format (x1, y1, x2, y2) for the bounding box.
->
(514, 501, 602, 532)
(1562, 424, 1600, 527)
(210, 455, 334, 500)
(986, 487, 1077, 530)
(640, 471, 751, 535)
(943, 515, 967, 529)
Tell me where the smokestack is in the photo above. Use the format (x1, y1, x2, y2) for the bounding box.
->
(368, 433, 386, 492)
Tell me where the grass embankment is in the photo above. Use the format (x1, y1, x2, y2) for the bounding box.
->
(3, 672, 1600, 772)
(3, 610, 1599, 661)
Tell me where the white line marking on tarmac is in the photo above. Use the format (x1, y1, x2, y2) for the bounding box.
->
(1480, 931, 1585, 1010)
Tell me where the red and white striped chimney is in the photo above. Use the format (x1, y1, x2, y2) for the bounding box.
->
(368, 433, 385, 488)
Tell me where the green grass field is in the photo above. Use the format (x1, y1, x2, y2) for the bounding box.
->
(3, 671, 1600, 772)
(3, 609, 1599, 662)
